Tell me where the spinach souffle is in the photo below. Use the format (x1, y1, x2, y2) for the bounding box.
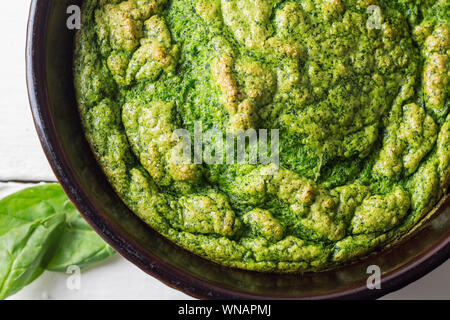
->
(75, 0, 449, 272)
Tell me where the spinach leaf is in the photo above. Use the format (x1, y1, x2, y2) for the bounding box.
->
(0, 184, 115, 299)
(0, 214, 65, 299)
(46, 207, 116, 272)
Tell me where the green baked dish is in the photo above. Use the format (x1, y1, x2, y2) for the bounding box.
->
(74, 0, 449, 272)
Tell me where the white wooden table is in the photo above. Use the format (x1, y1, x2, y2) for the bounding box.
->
(1, 1, 448, 300)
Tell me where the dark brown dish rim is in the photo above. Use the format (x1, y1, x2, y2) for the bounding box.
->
(26, 0, 450, 300)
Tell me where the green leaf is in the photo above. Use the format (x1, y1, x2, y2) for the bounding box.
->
(0, 214, 65, 299)
(0, 184, 70, 236)
(0, 184, 115, 299)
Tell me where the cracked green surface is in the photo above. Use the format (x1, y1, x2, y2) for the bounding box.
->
(75, 0, 449, 272)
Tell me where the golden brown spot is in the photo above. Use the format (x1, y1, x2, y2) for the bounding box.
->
(322, 197, 336, 210)
(425, 53, 448, 110)
(413, 21, 434, 44)
(301, 185, 316, 204)
(196, 0, 221, 22)
(357, 0, 379, 9)
(266, 37, 305, 58)
(211, 55, 239, 114)
(425, 25, 450, 52)
(382, 24, 397, 39)
(322, 0, 345, 20)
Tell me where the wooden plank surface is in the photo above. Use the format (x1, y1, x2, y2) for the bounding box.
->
(0, 0, 55, 182)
